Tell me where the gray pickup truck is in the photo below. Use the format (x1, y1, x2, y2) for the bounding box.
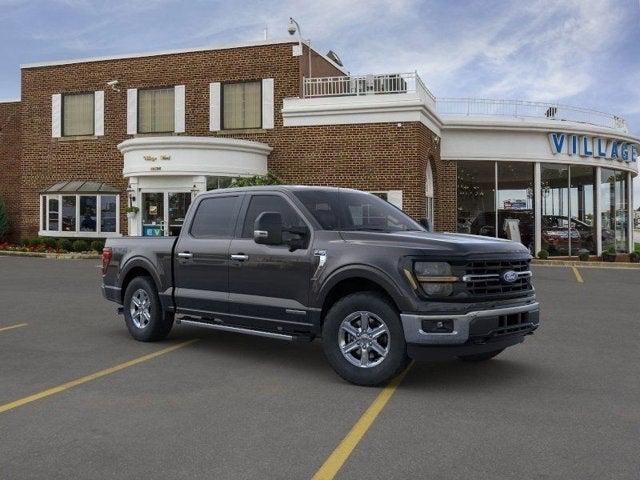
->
(101, 186, 540, 386)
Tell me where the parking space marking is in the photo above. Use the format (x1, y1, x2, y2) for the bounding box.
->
(571, 266, 584, 283)
(0, 339, 198, 415)
(312, 361, 414, 480)
(0, 323, 28, 333)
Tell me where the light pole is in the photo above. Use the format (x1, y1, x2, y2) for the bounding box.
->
(288, 17, 312, 80)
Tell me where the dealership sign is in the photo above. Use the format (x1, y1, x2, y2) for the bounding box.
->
(548, 133, 638, 162)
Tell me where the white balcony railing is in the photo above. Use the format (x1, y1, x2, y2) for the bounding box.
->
(302, 72, 436, 107)
(436, 98, 628, 132)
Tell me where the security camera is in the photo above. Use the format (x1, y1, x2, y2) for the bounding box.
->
(106, 80, 120, 92)
(287, 18, 297, 35)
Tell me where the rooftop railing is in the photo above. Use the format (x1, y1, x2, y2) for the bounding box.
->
(301, 74, 628, 132)
(436, 97, 628, 132)
(302, 72, 436, 107)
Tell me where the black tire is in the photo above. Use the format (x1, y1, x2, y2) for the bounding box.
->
(123, 276, 173, 342)
(458, 348, 504, 362)
(322, 292, 409, 387)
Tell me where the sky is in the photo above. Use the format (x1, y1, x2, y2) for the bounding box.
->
(1, 0, 639, 198)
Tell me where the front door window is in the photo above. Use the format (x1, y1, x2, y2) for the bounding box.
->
(142, 192, 192, 237)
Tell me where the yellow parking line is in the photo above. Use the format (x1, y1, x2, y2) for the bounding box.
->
(312, 361, 414, 480)
(0, 323, 28, 333)
(0, 339, 198, 415)
(571, 266, 584, 283)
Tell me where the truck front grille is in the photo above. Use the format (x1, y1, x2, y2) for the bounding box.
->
(462, 259, 532, 297)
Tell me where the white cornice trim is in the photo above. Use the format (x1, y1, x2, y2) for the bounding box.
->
(440, 116, 639, 143)
(21, 38, 348, 74)
(117, 135, 272, 155)
(0, 97, 20, 103)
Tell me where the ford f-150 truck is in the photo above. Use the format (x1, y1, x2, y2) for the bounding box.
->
(101, 186, 540, 386)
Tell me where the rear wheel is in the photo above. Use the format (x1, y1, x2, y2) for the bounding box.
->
(322, 292, 408, 386)
(458, 348, 504, 362)
(123, 276, 173, 342)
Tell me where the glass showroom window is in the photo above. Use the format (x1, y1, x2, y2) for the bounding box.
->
(222, 81, 261, 130)
(541, 164, 570, 255)
(569, 166, 596, 254)
(63, 92, 94, 136)
(457, 161, 496, 237)
(497, 163, 534, 252)
(601, 168, 629, 253)
(138, 87, 175, 133)
(40, 194, 119, 236)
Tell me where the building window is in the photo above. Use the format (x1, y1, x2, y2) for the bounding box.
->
(222, 81, 261, 129)
(206, 176, 234, 190)
(497, 163, 534, 252)
(601, 168, 628, 253)
(457, 161, 496, 237)
(138, 87, 175, 133)
(40, 194, 119, 237)
(63, 92, 94, 136)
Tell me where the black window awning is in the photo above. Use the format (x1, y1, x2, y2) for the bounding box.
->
(41, 181, 120, 194)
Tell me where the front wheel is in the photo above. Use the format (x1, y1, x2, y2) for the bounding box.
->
(458, 348, 504, 362)
(322, 292, 409, 386)
(123, 276, 173, 342)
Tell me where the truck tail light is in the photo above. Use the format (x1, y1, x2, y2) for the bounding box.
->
(101, 247, 112, 275)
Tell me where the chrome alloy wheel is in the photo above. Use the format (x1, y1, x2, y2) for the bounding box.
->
(338, 311, 390, 368)
(130, 289, 152, 329)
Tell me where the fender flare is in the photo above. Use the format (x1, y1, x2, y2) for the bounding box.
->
(316, 264, 411, 312)
(118, 256, 164, 295)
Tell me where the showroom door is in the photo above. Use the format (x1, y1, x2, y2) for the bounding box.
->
(141, 192, 192, 237)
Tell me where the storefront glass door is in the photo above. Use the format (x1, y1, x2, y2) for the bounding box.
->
(142, 192, 192, 237)
(142, 192, 165, 236)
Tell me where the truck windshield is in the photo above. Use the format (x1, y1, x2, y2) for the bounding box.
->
(293, 190, 423, 232)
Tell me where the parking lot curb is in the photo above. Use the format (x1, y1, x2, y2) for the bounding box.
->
(532, 259, 640, 269)
(0, 250, 100, 260)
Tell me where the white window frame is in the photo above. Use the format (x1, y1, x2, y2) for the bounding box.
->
(39, 193, 121, 238)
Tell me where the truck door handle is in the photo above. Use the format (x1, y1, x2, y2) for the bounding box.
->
(230, 254, 249, 261)
(177, 252, 193, 259)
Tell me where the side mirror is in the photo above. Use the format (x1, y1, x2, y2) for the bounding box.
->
(254, 212, 283, 245)
(419, 218, 432, 231)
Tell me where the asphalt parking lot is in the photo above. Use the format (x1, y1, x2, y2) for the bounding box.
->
(1, 257, 639, 479)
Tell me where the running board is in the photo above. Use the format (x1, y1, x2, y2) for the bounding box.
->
(177, 317, 308, 341)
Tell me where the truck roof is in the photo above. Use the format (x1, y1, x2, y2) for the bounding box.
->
(200, 185, 361, 196)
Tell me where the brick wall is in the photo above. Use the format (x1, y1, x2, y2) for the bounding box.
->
(17, 41, 450, 238)
(0, 101, 21, 240)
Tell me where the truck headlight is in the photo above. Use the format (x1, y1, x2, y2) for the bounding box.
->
(413, 262, 457, 297)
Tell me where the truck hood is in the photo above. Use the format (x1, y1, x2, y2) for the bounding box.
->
(338, 230, 530, 257)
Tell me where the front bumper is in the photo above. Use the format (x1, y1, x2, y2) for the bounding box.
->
(401, 301, 540, 346)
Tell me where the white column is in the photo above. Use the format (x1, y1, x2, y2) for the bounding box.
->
(595, 167, 602, 256)
(127, 177, 140, 236)
(534, 162, 541, 255)
(627, 171, 633, 253)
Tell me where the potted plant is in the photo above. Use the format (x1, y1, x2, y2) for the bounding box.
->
(577, 249, 590, 261)
(125, 206, 139, 219)
(602, 245, 617, 262)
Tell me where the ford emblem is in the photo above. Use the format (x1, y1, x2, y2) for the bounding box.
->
(502, 270, 519, 283)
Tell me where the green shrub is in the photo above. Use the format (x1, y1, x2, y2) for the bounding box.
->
(58, 238, 73, 252)
(90, 239, 105, 252)
(72, 239, 89, 252)
(42, 237, 58, 249)
(230, 172, 281, 187)
(537, 250, 549, 260)
(629, 251, 640, 263)
(577, 249, 590, 261)
(21, 238, 32, 247)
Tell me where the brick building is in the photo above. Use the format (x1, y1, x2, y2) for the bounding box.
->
(1, 38, 639, 255)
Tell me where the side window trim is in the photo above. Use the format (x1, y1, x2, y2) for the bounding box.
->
(187, 194, 242, 239)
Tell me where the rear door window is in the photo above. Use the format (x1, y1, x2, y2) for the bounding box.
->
(190, 195, 241, 238)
